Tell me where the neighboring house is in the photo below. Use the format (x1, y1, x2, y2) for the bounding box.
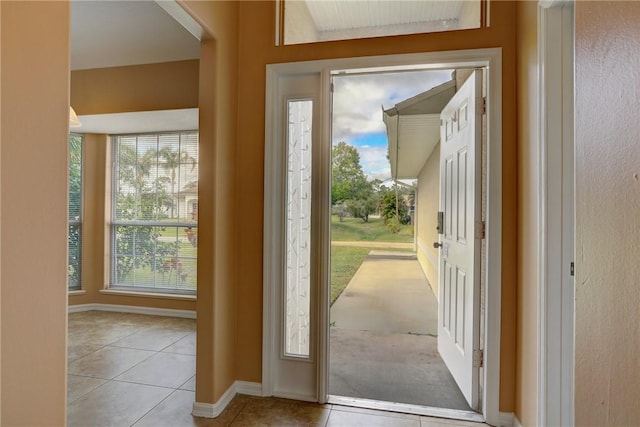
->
(1, 1, 638, 426)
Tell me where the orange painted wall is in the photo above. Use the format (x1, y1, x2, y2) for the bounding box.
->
(179, 0, 240, 403)
(575, 2, 640, 424)
(0, 1, 69, 424)
(515, 2, 539, 425)
(71, 60, 199, 115)
(235, 0, 518, 411)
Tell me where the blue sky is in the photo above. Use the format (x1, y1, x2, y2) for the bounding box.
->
(332, 69, 453, 180)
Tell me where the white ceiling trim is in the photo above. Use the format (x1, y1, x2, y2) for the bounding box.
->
(75, 108, 198, 135)
(155, 0, 204, 41)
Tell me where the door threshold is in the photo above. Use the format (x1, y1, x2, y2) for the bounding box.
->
(327, 395, 485, 423)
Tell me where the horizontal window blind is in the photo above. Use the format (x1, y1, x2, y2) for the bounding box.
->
(111, 132, 198, 292)
(68, 134, 83, 290)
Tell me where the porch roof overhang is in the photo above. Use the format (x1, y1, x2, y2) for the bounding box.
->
(383, 79, 456, 180)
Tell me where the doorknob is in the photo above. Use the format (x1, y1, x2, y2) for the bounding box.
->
(433, 242, 443, 249)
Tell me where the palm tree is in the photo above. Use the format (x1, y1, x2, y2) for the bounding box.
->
(158, 146, 196, 219)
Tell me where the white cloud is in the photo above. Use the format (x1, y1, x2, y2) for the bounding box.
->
(331, 69, 453, 144)
(356, 145, 390, 180)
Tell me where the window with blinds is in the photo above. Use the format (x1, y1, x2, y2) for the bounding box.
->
(111, 131, 198, 292)
(68, 134, 83, 290)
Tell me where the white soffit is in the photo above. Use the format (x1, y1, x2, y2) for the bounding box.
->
(388, 114, 441, 179)
(71, 0, 201, 70)
(75, 109, 198, 134)
(304, 0, 464, 32)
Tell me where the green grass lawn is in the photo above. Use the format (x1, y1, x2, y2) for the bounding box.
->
(330, 215, 414, 305)
(331, 215, 413, 243)
(330, 246, 370, 305)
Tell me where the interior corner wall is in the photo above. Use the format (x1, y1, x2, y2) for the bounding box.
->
(237, 0, 517, 412)
(0, 2, 69, 424)
(178, 0, 239, 404)
(416, 144, 440, 296)
(515, 2, 540, 426)
(575, 2, 640, 425)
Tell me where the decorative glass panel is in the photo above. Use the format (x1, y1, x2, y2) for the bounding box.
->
(284, 99, 313, 358)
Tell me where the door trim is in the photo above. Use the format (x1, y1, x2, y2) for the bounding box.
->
(537, 1, 575, 425)
(263, 48, 503, 426)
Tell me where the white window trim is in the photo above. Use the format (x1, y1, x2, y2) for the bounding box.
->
(537, 1, 575, 426)
(108, 131, 199, 293)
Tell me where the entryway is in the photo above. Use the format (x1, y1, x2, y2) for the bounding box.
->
(263, 49, 504, 426)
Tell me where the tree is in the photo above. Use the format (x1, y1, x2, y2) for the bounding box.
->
(379, 184, 413, 232)
(158, 146, 196, 219)
(114, 143, 177, 282)
(331, 141, 377, 222)
(331, 141, 369, 204)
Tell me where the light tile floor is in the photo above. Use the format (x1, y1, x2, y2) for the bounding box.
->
(68, 311, 487, 426)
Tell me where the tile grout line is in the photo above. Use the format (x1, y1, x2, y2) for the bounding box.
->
(129, 387, 182, 427)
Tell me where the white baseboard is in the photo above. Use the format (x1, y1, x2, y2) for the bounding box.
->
(498, 411, 515, 427)
(68, 303, 196, 319)
(236, 381, 264, 397)
(192, 381, 263, 418)
(513, 414, 522, 427)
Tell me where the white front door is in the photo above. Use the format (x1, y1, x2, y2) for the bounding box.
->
(437, 70, 482, 410)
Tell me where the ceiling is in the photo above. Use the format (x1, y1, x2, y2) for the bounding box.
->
(70, 0, 202, 133)
(305, 0, 465, 33)
(71, 0, 201, 71)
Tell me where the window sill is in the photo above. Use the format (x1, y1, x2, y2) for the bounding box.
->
(68, 290, 86, 296)
(100, 289, 196, 301)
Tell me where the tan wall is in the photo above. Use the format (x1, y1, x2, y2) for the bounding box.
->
(575, 2, 640, 425)
(236, 0, 518, 411)
(515, 2, 539, 425)
(416, 144, 440, 295)
(71, 60, 199, 115)
(0, 2, 69, 424)
(179, 0, 239, 403)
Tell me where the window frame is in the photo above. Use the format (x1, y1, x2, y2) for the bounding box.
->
(109, 131, 199, 294)
(68, 133, 83, 291)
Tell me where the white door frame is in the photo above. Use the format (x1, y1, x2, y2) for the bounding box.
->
(537, 1, 575, 426)
(263, 48, 504, 426)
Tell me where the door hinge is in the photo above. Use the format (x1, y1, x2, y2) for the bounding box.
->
(570, 261, 575, 277)
(330, 82, 334, 93)
(475, 220, 485, 239)
(473, 349, 484, 368)
(482, 96, 487, 115)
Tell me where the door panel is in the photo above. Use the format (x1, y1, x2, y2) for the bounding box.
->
(271, 73, 322, 401)
(437, 70, 482, 410)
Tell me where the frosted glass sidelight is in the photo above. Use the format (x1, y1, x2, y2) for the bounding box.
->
(284, 99, 313, 358)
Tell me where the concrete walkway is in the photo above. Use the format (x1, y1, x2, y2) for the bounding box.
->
(329, 251, 471, 411)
